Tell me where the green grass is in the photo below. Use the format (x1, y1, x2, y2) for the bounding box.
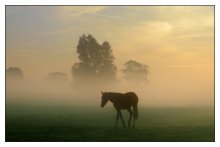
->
(6, 99, 214, 142)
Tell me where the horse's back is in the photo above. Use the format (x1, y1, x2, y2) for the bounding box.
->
(124, 92, 138, 102)
(115, 92, 138, 108)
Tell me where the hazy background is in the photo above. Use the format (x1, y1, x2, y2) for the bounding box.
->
(6, 6, 214, 107)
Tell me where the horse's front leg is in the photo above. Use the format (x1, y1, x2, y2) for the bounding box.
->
(119, 110, 125, 128)
(114, 110, 119, 128)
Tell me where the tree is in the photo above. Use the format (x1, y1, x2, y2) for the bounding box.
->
(6, 67, 24, 80)
(97, 41, 117, 79)
(45, 72, 68, 83)
(122, 60, 149, 84)
(72, 34, 117, 82)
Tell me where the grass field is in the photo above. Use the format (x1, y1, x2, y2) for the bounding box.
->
(6, 96, 214, 142)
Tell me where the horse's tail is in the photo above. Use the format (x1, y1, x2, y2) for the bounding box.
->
(133, 104, 138, 120)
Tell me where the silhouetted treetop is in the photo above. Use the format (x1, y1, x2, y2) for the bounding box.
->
(45, 72, 68, 83)
(122, 60, 149, 82)
(6, 67, 24, 80)
(72, 34, 117, 82)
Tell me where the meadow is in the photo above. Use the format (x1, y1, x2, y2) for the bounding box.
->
(6, 94, 214, 142)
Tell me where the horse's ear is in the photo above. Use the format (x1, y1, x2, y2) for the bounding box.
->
(101, 91, 104, 95)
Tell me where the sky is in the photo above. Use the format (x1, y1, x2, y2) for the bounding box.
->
(6, 6, 214, 106)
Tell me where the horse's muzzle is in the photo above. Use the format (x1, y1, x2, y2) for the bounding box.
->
(101, 103, 106, 107)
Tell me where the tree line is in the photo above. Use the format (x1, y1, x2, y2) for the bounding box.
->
(72, 34, 149, 85)
(6, 34, 150, 85)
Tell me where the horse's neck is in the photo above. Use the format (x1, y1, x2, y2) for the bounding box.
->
(108, 97, 115, 103)
(108, 93, 121, 103)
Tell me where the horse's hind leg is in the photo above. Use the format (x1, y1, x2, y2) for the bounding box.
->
(132, 105, 138, 128)
(119, 111, 125, 128)
(133, 116, 136, 128)
(127, 107, 133, 128)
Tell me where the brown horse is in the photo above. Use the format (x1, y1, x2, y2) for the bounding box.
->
(101, 92, 138, 128)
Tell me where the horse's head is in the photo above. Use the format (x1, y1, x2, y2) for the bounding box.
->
(101, 92, 109, 107)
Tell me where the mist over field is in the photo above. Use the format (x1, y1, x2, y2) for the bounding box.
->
(6, 71, 214, 107)
(6, 76, 214, 141)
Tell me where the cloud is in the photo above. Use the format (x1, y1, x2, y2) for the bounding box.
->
(37, 6, 109, 35)
(111, 6, 213, 50)
(56, 6, 109, 19)
(38, 27, 77, 35)
(105, 6, 214, 69)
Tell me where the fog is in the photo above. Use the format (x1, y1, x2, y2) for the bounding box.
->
(6, 65, 214, 107)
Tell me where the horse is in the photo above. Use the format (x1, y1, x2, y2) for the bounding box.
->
(101, 92, 138, 128)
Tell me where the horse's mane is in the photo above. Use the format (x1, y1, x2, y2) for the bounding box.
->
(106, 92, 122, 96)
(106, 92, 122, 94)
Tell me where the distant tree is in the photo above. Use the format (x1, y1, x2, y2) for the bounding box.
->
(45, 72, 68, 83)
(122, 60, 149, 84)
(6, 67, 24, 80)
(98, 41, 117, 79)
(72, 34, 117, 82)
